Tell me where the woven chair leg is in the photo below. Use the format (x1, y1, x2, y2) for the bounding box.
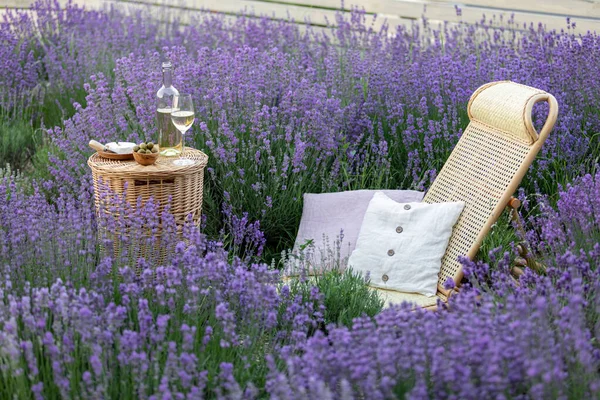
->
(508, 197, 548, 275)
(508, 196, 529, 277)
(508, 197, 527, 239)
(511, 258, 526, 279)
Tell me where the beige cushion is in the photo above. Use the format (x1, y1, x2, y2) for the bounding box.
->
(467, 81, 545, 144)
(375, 287, 439, 308)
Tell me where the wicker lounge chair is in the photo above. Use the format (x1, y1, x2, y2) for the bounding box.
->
(377, 80, 558, 308)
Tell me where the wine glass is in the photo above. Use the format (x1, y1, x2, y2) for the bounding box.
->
(170, 93, 195, 166)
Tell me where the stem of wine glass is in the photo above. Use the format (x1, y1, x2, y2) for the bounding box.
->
(179, 127, 190, 152)
(173, 127, 194, 166)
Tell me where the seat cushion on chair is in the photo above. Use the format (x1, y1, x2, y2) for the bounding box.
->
(290, 189, 424, 274)
(375, 287, 440, 308)
(348, 192, 464, 297)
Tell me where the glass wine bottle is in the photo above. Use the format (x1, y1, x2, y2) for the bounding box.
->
(156, 61, 181, 156)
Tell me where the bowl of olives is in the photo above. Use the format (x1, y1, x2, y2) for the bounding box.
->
(132, 141, 159, 165)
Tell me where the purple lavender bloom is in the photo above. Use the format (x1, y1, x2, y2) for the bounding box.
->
(2, 1, 600, 398)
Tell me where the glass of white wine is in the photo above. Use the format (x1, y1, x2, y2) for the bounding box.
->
(170, 93, 195, 166)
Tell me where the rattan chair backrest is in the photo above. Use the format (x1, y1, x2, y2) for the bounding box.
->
(422, 81, 558, 293)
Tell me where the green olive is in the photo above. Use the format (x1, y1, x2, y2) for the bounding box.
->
(146, 142, 154, 150)
(151, 147, 158, 153)
(140, 143, 147, 150)
(133, 145, 140, 152)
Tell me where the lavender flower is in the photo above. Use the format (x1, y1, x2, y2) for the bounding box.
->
(1, 1, 600, 398)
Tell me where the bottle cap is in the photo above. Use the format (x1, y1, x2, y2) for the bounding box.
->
(162, 61, 172, 69)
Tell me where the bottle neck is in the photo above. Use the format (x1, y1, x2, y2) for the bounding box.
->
(162, 68, 173, 88)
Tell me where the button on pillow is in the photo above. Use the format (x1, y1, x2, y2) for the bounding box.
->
(348, 192, 465, 297)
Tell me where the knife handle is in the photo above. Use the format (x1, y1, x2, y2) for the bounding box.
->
(89, 140, 106, 152)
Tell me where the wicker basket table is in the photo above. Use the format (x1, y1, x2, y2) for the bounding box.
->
(88, 147, 209, 228)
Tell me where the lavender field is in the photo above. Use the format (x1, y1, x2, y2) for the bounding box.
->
(1, 0, 600, 398)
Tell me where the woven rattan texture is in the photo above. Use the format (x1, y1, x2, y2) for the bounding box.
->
(88, 147, 208, 227)
(468, 81, 545, 145)
(423, 121, 531, 288)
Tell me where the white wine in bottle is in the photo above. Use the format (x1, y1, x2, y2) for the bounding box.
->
(156, 61, 182, 156)
(156, 107, 182, 156)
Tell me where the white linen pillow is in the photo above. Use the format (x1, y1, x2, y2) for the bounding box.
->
(348, 192, 465, 297)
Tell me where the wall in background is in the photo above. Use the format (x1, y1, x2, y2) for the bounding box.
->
(3, 0, 599, 34)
